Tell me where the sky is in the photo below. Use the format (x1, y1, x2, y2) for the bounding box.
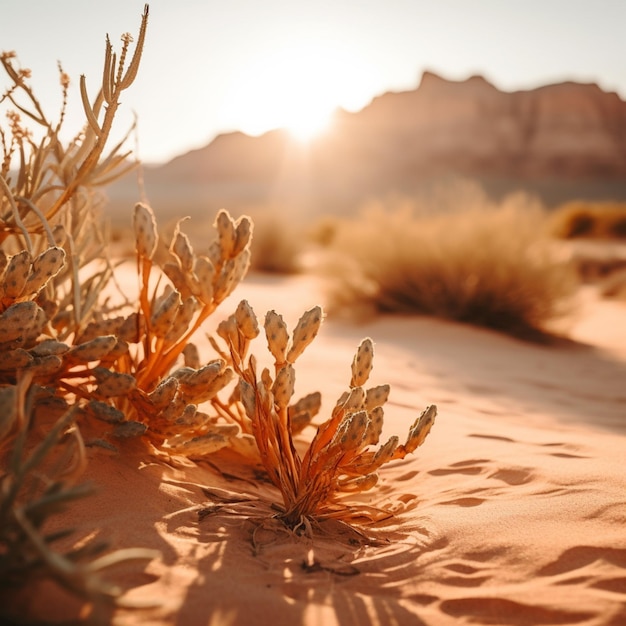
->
(1, 0, 625, 164)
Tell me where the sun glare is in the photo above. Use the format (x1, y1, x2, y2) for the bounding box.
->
(220, 41, 371, 143)
(279, 95, 335, 142)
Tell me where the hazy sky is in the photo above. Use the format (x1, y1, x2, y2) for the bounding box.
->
(1, 0, 625, 163)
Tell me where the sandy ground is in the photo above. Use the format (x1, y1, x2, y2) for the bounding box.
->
(5, 273, 626, 626)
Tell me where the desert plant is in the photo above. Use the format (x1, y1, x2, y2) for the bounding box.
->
(213, 300, 436, 530)
(321, 205, 577, 340)
(1, 3, 438, 618)
(0, 5, 160, 616)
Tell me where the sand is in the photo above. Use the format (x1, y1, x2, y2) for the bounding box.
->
(5, 273, 626, 625)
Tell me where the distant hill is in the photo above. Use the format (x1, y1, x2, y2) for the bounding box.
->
(107, 71, 626, 223)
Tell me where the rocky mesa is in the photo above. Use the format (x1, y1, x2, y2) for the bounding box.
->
(155, 71, 626, 184)
(107, 72, 626, 220)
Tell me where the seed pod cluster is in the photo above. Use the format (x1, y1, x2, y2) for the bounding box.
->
(0, 247, 65, 302)
(300, 338, 436, 503)
(150, 205, 252, 311)
(120, 357, 239, 454)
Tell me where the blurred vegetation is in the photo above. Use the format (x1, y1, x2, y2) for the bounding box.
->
(316, 200, 577, 341)
(550, 201, 626, 240)
(246, 209, 303, 274)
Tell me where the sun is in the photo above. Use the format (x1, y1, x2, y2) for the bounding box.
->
(275, 88, 335, 142)
(220, 41, 371, 143)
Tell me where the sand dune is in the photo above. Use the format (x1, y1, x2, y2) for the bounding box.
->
(7, 273, 626, 625)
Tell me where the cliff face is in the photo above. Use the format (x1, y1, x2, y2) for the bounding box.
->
(328, 71, 626, 181)
(151, 72, 626, 194)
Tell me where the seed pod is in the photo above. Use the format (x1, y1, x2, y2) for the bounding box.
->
(160, 390, 189, 421)
(190, 368, 234, 404)
(168, 428, 238, 457)
(289, 391, 321, 421)
(340, 386, 366, 413)
(174, 403, 199, 427)
(265, 310, 289, 364)
(79, 317, 125, 343)
(134, 202, 158, 259)
(230, 247, 251, 289)
(29, 339, 69, 357)
(350, 338, 374, 388)
(365, 384, 390, 411)
(183, 343, 200, 369)
(151, 288, 181, 338)
(148, 377, 179, 408)
(403, 404, 437, 454)
(272, 364, 295, 409)
(290, 411, 314, 435)
(165, 296, 199, 343)
(95, 369, 137, 397)
(239, 379, 256, 419)
(0, 301, 41, 343)
(0, 339, 24, 352)
(338, 473, 379, 493)
(118, 312, 141, 343)
(233, 215, 253, 255)
(183, 360, 224, 389)
(170, 219, 194, 271)
(363, 406, 384, 446)
(68, 335, 117, 362)
(103, 339, 129, 361)
(113, 420, 148, 438)
(21, 306, 47, 347)
(87, 400, 126, 423)
(286, 306, 323, 363)
(260, 367, 273, 392)
(193, 256, 215, 305)
(371, 435, 399, 470)
(23, 246, 66, 295)
(177, 408, 214, 430)
(216, 314, 238, 350)
(162, 262, 192, 301)
(3, 250, 32, 298)
(171, 367, 195, 383)
(215, 209, 236, 259)
(333, 410, 368, 451)
(206, 240, 222, 268)
(36, 296, 58, 322)
(0, 349, 33, 370)
(213, 258, 237, 303)
(26, 355, 63, 376)
(234, 300, 258, 340)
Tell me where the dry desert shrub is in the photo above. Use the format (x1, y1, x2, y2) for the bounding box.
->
(0, 6, 161, 616)
(213, 301, 436, 530)
(245, 209, 303, 274)
(1, 3, 437, 616)
(321, 204, 577, 339)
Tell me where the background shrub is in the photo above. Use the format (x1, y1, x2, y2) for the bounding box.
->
(320, 203, 577, 340)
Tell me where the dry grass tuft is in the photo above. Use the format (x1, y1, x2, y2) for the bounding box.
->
(214, 301, 436, 530)
(320, 204, 577, 340)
